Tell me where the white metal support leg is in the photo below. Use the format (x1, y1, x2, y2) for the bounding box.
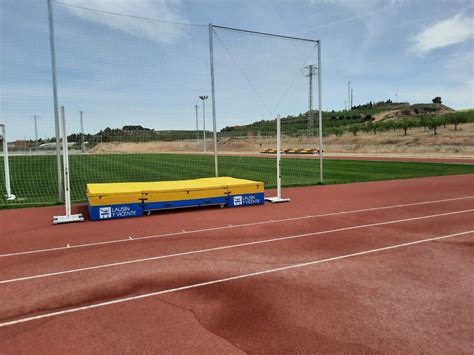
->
(0, 124, 16, 201)
(53, 107, 84, 224)
(265, 115, 290, 203)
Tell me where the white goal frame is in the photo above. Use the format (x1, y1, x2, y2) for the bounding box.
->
(0, 123, 16, 201)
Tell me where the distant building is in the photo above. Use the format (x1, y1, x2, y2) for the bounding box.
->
(14, 140, 32, 149)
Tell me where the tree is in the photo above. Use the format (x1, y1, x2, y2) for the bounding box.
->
(398, 119, 415, 136)
(427, 117, 442, 135)
(366, 121, 379, 134)
(419, 116, 429, 131)
(362, 123, 373, 134)
(348, 125, 361, 136)
(334, 127, 345, 137)
(432, 96, 442, 104)
(447, 113, 468, 130)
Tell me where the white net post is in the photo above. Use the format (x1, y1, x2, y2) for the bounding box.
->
(0, 124, 16, 201)
(209, 23, 219, 177)
(265, 115, 290, 203)
(317, 40, 324, 184)
(53, 107, 84, 224)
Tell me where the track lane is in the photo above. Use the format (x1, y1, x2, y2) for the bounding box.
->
(1, 211, 472, 325)
(1, 174, 473, 255)
(1, 199, 473, 281)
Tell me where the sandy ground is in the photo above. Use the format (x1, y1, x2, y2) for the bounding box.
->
(89, 123, 474, 158)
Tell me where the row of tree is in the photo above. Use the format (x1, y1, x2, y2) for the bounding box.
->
(324, 112, 473, 137)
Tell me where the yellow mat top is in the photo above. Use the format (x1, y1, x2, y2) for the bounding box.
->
(87, 177, 263, 197)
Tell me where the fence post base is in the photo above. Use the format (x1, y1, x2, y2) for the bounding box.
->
(265, 196, 290, 203)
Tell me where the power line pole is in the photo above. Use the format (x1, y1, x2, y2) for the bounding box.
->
(305, 64, 317, 135)
(79, 111, 85, 153)
(33, 115, 39, 141)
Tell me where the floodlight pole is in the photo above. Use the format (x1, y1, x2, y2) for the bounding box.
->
(33, 115, 39, 142)
(305, 65, 316, 135)
(0, 124, 16, 200)
(209, 24, 219, 177)
(79, 111, 85, 153)
(317, 41, 324, 184)
(47, 0, 63, 202)
(347, 81, 351, 111)
(199, 96, 208, 152)
(194, 104, 199, 143)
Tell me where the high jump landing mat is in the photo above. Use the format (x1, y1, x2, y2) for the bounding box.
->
(87, 177, 264, 221)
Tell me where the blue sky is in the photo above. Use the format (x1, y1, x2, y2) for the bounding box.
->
(1, 0, 473, 140)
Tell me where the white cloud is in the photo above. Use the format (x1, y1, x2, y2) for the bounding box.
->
(410, 13, 474, 55)
(57, 0, 191, 43)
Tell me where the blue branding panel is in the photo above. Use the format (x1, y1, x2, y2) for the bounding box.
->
(228, 193, 265, 207)
(89, 203, 143, 221)
(144, 196, 228, 212)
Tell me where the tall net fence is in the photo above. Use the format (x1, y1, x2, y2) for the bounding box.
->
(1, 1, 322, 207)
(211, 26, 321, 188)
(0, 4, 60, 206)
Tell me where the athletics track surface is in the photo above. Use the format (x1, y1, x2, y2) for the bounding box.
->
(0, 174, 473, 353)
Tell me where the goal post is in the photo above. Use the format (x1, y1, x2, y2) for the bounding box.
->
(0, 123, 16, 201)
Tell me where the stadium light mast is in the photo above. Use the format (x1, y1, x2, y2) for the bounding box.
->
(194, 104, 199, 143)
(79, 111, 85, 153)
(199, 95, 208, 152)
(33, 115, 39, 142)
(347, 81, 351, 111)
(305, 64, 317, 136)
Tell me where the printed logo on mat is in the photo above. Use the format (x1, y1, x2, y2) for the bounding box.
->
(99, 207, 112, 219)
(233, 196, 243, 206)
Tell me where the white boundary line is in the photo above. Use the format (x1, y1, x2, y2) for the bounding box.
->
(1, 208, 473, 285)
(1, 229, 472, 328)
(1, 195, 473, 258)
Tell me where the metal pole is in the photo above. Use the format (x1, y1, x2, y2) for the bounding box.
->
(194, 105, 199, 143)
(33, 115, 39, 141)
(60, 107, 71, 216)
(264, 115, 289, 203)
(1, 124, 15, 200)
(209, 24, 219, 177)
(47, 0, 63, 202)
(79, 111, 84, 153)
(317, 41, 324, 184)
(306, 65, 315, 136)
(276, 115, 281, 198)
(202, 100, 206, 152)
(211, 24, 318, 43)
(347, 81, 351, 111)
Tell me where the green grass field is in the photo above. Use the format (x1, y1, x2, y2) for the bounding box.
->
(1, 153, 473, 209)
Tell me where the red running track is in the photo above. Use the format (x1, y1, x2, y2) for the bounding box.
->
(0, 174, 473, 353)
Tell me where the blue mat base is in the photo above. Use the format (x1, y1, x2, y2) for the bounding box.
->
(89, 193, 264, 221)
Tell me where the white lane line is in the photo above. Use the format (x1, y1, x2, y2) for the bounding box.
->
(1, 195, 473, 258)
(1, 208, 473, 285)
(1, 229, 472, 328)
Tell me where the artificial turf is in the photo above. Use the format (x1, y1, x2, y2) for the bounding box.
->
(1, 153, 473, 208)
